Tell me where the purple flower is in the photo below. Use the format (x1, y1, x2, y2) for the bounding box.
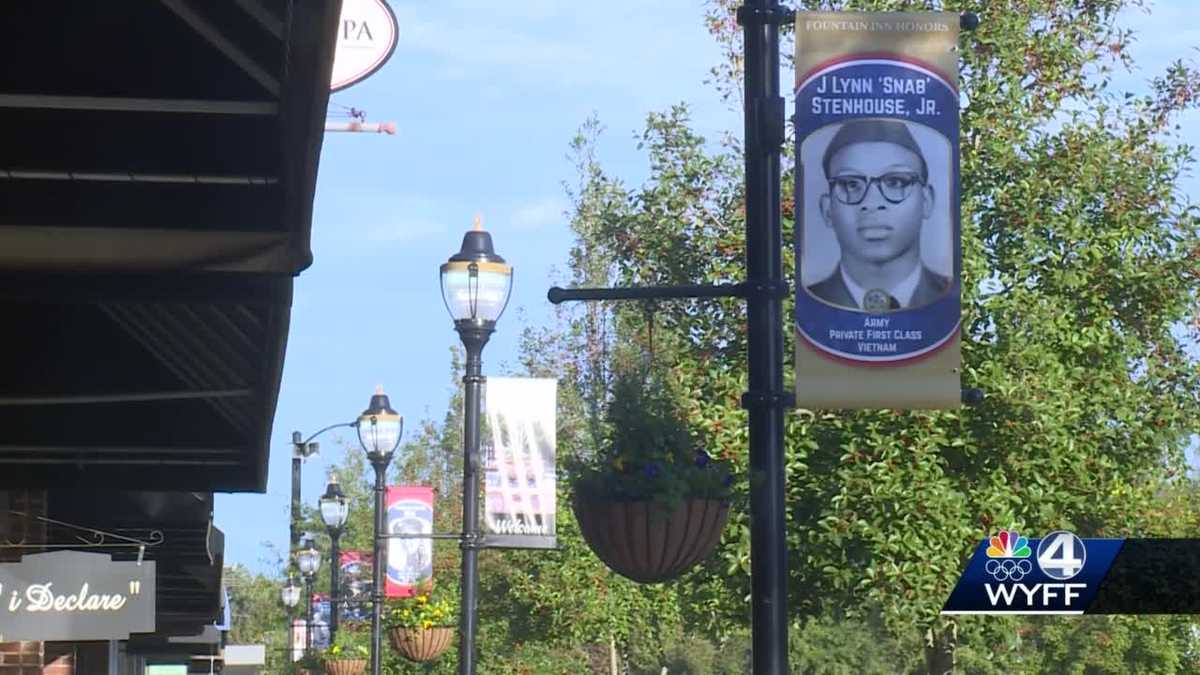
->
(721, 474, 734, 487)
(643, 462, 661, 480)
(694, 451, 711, 468)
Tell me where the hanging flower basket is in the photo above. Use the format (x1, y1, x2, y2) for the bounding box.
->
(388, 626, 455, 663)
(321, 659, 366, 675)
(568, 369, 735, 583)
(574, 492, 729, 583)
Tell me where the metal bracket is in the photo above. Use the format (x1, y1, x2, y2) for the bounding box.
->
(460, 532, 484, 551)
(752, 96, 787, 149)
(0, 511, 165, 551)
(735, 5, 795, 27)
(548, 283, 748, 305)
(741, 390, 796, 409)
(745, 279, 790, 301)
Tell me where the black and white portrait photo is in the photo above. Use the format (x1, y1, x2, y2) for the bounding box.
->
(800, 118, 953, 313)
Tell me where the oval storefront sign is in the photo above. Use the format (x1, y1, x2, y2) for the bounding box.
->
(331, 0, 398, 92)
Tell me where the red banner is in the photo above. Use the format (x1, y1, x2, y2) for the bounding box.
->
(385, 486, 433, 597)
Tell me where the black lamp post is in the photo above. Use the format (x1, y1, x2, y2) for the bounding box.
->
(281, 574, 302, 667)
(291, 433, 321, 552)
(440, 215, 513, 675)
(291, 421, 355, 650)
(320, 472, 351, 644)
(356, 388, 403, 675)
(297, 535, 322, 654)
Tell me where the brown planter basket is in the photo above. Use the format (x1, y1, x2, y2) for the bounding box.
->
(573, 494, 730, 583)
(321, 658, 366, 675)
(387, 626, 455, 663)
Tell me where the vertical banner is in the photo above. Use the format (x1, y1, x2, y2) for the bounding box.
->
(338, 551, 373, 621)
(483, 377, 557, 549)
(290, 619, 306, 662)
(794, 12, 961, 408)
(310, 593, 330, 649)
(385, 486, 433, 597)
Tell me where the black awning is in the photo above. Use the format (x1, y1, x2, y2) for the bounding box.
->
(0, 1, 341, 491)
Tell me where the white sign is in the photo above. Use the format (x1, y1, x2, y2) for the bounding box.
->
(331, 0, 399, 91)
(484, 378, 557, 547)
(0, 551, 155, 641)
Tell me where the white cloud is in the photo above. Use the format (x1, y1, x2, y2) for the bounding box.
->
(510, 196, 570, 231)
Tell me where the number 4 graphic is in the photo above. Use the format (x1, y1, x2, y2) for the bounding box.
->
(1037, 531, 1087, 581)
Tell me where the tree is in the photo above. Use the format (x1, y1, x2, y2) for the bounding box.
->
(546, 0, 1200, 671)
(225, 564, 292, 674)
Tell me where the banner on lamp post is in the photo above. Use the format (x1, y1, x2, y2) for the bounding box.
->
(793, 11, 962, 409)
(338, 551, 373, 621)
(290, 619, 306, 662)
(482, 377, 557, 549)
(310, 593, 330, 650)
(385, 487, 433, 598)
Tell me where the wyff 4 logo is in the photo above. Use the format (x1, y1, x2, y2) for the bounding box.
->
(984, 530, 1087, 609)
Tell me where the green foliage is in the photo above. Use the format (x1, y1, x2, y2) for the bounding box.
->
(224, 564, 293, 675)
(237, 2, 1200, 672)
(788, 614, 915, 675)
(383, 592, 456, 630)
(552, 0, 1200, 670)
(567, 367, 734, 510)
(322, 626, 371, 660)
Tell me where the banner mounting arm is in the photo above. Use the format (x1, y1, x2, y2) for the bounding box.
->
(0, 511, 165, 551)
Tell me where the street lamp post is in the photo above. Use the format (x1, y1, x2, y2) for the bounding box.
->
(440, 216, 513, 675)
(281, 575, 302, 668)
(297, 535, 322, 655)
(356, 389, 403, 675)
(291, 433, 321, 552)
(320, 472, 351, 643)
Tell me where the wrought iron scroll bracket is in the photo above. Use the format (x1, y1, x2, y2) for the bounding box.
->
(0, 510, 165, 551)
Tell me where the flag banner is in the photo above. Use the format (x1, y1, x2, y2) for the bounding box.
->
(940, 531, 1200, 614)
(483, 377, 557, 548)
(338, 551, 373, 621)
(310, 593, 330, 649)
(385, 486, 433, 598)
(290, 619, 306, 662)
(793, 12, 962, 409)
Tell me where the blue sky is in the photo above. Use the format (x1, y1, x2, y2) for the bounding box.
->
(216, 0, 1200, 574)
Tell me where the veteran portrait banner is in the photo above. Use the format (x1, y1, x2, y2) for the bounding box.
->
(794, 11, 962, 409)
(338, 551, 373, 621)
(385, 486, 433, 598)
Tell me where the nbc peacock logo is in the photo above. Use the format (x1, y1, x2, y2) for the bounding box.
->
(985, 529, 1033, 582)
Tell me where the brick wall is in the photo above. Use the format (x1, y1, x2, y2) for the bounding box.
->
(0, 642, 44, 675)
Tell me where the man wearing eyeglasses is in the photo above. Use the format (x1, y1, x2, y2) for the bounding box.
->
(806, 118, 949, 312)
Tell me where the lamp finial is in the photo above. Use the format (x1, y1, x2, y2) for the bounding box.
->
(473, 213, 482, 231)
(375, 384, 384, 395)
